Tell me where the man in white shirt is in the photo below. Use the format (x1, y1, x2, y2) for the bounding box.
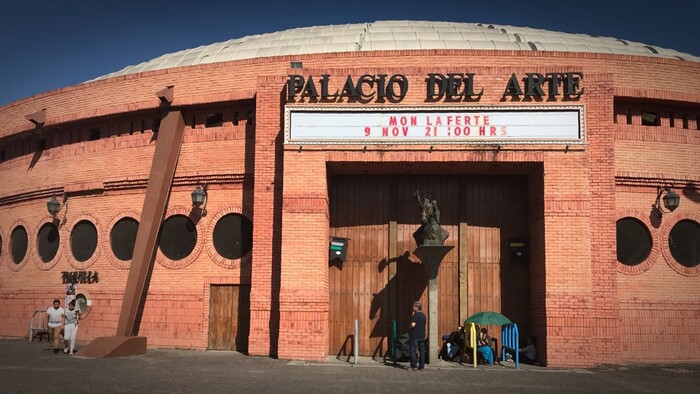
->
(44, 299, 64, 353)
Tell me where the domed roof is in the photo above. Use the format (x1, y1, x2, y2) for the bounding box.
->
(90, 20, 699, 81)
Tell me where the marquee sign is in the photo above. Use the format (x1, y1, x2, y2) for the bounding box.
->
(285, 106, 584, 145)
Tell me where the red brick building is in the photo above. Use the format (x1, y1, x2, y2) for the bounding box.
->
(0, 21, 698, 367)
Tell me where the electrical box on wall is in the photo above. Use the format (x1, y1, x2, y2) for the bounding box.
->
(509, 238, 529, 262)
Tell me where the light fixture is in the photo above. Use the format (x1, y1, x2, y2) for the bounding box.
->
(191, 184, 208, 216)
(655, 186, 680, 214)
(47, 192, 68, 217)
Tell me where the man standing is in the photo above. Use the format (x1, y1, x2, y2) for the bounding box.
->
(44, 299, 64, 353)
(409, 301, 426, 371)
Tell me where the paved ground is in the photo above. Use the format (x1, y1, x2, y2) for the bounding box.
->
(1, 339, 698, 393)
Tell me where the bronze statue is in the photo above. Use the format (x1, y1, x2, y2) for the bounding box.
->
(414, 190, 449, 246)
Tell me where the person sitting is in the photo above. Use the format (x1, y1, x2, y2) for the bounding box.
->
(477, 327, 494, 365)
(441, 325, 465, 361)
(519, 336, 537, 365)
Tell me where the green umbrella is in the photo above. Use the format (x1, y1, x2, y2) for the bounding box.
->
(465, 311, 512, 326)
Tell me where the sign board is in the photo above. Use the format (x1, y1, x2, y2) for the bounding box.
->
(285, 106, 584, 145)
(329, 237, 349, 262)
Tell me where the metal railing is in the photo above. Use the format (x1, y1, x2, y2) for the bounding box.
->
(29, 310, 48, 342)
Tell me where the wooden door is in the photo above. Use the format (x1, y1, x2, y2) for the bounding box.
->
(208, 285, 250, 351)
(328, 176, 390, 358)
(328, 174, 529, 357)
(465, 176, 530, 339)
(329, 175, 460, 357)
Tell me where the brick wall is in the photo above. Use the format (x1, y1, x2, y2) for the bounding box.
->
(0, 48, 698, 366)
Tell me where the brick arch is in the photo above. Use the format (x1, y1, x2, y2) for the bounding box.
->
(7, 220, 31, 272)
(63, 214, 102, 270)
(615, 209, 660, 275)
(205, 205, 253, 269)
(155, 206, 205, 270)
(103, 210, 142, 270)
(32, 216, 64, 271)
(660, 212, 700, 277)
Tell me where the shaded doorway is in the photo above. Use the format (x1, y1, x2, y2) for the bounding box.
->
(328, 173, 530, 357)
(208, 285, 250, 352)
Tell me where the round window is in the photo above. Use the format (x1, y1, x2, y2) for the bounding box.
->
(213, 213, 253, 260)
(668, 220, 700, 268)
(71, 220, 98, 262)
(37, 222, 60, 262)
(159, 215, 197, 261)
(110, 217, 139, 261)
(11, 226, 28, 264)
(616, 217, 652, 266)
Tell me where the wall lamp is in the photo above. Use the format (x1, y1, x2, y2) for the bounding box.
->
(655, 186, 680, 214)
(47, 192, 68, 217)
(191, 184, 208, 216)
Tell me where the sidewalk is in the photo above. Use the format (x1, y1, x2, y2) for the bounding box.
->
(1, 339, 697, 393)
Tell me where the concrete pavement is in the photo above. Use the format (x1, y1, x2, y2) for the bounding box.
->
(1, 339, 697, 393)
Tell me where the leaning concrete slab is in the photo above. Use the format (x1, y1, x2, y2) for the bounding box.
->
(76, 336, 147, 358)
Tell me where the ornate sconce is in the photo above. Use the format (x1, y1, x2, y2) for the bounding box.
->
(47, 192, 68, 217)
(655, 186, 680, 214)
(191, 184, 208, 216)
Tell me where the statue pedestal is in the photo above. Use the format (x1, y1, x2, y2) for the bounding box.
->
(413, 245, 454, 364)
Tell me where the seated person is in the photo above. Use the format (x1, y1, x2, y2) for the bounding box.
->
(441, 325, 465, 361)
(477, 327, 494, 365)
(519, 336, 537, 364)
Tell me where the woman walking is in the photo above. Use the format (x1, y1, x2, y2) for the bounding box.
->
(63, 300, 80, 355)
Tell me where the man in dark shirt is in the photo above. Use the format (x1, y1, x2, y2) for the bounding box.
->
(409, 301, 426, 370)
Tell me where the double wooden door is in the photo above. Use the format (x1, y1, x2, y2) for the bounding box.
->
(328, 174, 529, 357)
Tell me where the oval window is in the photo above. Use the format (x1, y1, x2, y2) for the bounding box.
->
(110, 217, 139, 261)
(616, 218, 652, 266)
(159, 215, 197, 261)
(71, 220, 98, 262)
(37, 222, 60, 262)
(213, 213, 253, 260)
(668, 220, 700, 268)
(11, 226, 28, 264)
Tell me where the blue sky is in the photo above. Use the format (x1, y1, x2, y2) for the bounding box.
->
(1, 0, 698, 107)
